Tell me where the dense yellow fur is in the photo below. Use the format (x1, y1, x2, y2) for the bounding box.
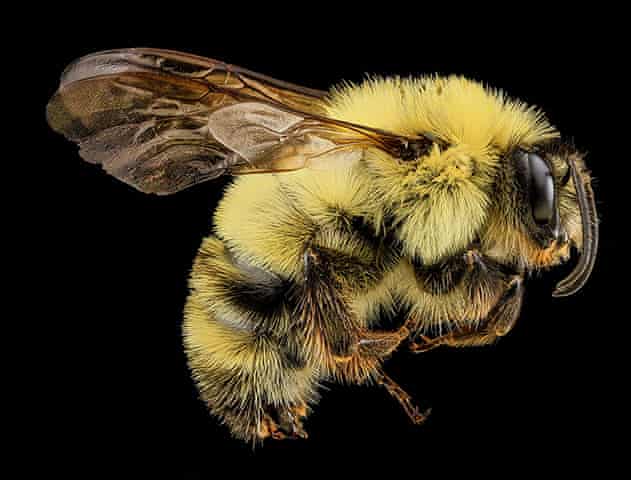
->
(325, 76, 556, 147)
(394, 261, 507, 335)
(185, 76, 581, 442)
(214, 164, 378, 276)
(350, 265, 400, 328)
(185, 237, 318, 390)
(216, 76, 559, 268)
(186, 298, 311, 391)
(184, 236, 319, 441)
(47, 48, 592, 444)
(325, 76, 558, 263)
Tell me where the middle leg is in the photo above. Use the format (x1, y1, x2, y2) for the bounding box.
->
(409, 275, 524, 352)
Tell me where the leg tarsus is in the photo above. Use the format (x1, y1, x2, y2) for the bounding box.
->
(259, 413, 285, 440)
(376, 369, 431, 425)
(280, 404, 309, 439)
(408, 334, 445, 353)
(409, 329, 499, 353)
(257, 403, 309, 441)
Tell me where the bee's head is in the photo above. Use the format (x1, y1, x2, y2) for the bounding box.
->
(508, 141, 598, 296)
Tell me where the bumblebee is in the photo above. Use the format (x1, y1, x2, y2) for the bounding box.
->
(47, 48, 598, 443)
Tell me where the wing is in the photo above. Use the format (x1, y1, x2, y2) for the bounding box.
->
(47, 48, 430, 195)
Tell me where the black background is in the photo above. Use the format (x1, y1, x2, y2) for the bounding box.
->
(32, 6, 623, 476)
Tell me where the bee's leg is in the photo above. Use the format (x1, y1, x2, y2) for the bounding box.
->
(301, 245, 409, 388)
(300, 246, 359, 360)
(404, 249, 473, 334)
(375, 368, 432, 425)
(357, 326, 411, 358)
(259, 402, 309, 440)
(409, 275, 524, 352)
(301, 243, 428, 420)
(302, 244, 412, 360)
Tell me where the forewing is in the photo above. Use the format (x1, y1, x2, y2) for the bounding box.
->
(48, 70, 237, 194)
(56, 48, 328, 112)
(47, 48, 425, 194)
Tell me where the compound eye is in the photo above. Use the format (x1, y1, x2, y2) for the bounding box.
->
(514, 150, 555, 225)
(528, 153, 555, 224)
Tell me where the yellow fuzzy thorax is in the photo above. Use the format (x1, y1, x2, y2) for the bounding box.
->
(324, 76, 558, 149)
(323, 76, 559, 263)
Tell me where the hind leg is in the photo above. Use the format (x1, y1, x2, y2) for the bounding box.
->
(183, 236, 319, 443)
(300, 246, 429, 425)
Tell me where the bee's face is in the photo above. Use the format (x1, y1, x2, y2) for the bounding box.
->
(512, 147, 572, 264)
(482, 141, 597, 296)
(546, 144, 585, 251)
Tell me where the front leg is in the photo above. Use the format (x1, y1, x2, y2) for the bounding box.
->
(409, 275, 524, 352)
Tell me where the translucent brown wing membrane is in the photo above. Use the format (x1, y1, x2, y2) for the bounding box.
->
(56, 48, 328, 110)
(47, 48, 427, 194)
